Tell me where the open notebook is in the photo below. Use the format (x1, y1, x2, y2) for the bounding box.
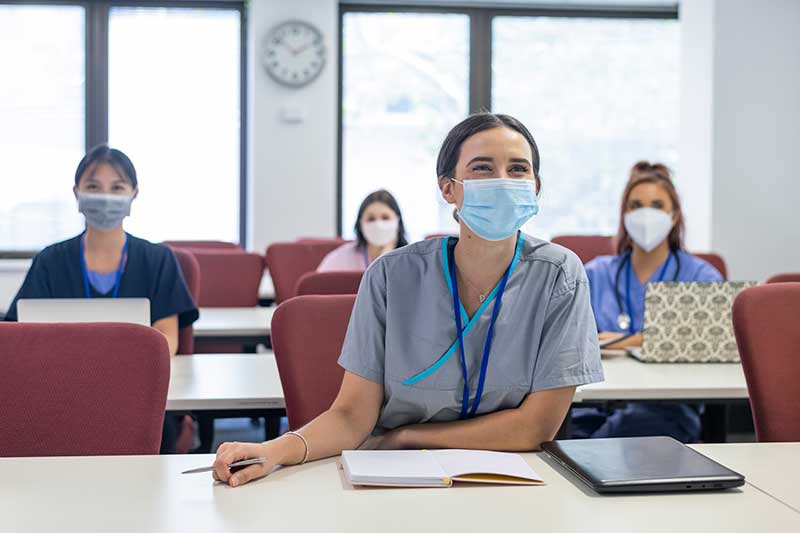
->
(340, 450, 543, 488)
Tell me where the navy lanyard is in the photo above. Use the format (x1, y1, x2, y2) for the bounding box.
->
(623, 251, 672, 333)
(80, 233, 129, 299)
(449, 241, 513, 420)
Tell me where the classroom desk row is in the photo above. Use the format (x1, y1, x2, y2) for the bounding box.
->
(3, 443, 798, 532)
(167, 351, 749, 412)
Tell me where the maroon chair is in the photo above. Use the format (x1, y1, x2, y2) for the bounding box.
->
(168, 247, 200, 355)
(266, 241, 345, 304)
(767, 273, 800, 284)
(732, 283, 800, 442)
(162, 240, 243, 251)
(295, 271, 363, 296)
(271, 295, 356, 430)
(0, 322, 169, 456)
(296, 237, 348, 245)
(551, 235, 615, 264)
(188, 250, 265, 307)
(693, 252, 728, 281)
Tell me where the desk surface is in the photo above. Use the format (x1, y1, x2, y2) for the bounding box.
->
(693, 442, 800, 513)
(194, 307, 274, 338)
(167, 353, 283, 411)
(167, 352, 749, 412)
(2, 444, 798, 533)
(575, 354, 748, 401)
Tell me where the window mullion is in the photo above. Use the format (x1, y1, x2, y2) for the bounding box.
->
(468, 9, 492, 114)
(85, 0, 109, 149)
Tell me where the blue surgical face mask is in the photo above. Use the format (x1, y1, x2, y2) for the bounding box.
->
(452, 177, 539, 241)
(77, 192, 133, 231)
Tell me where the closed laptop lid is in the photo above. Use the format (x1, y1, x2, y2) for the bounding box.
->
(542, 436, 744, 489)
(17, 298, 150, 327)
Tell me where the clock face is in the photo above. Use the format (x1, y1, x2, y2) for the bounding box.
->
(262, 20, 326, 88)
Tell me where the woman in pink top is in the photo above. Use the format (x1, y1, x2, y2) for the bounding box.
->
(318, 190, 409, 272)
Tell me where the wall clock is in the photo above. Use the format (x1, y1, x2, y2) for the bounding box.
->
(262, 20, 326, 88)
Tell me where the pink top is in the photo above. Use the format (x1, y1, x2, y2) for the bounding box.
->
(317, 242, 369, 272)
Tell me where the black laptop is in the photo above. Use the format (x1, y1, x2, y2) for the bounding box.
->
(542, 436, 745, 493)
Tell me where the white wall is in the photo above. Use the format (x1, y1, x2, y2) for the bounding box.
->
(247, 0, 339, 253)
(710, 0, 800, 281)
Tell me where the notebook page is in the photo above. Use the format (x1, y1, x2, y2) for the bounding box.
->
(341, 450, 449, 485)
(431, 450, 543, 482)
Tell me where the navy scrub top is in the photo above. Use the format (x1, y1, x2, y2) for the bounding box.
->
(5, 232, 199, 327)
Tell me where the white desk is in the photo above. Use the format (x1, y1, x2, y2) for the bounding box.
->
(575, 355, 748, 402)
(194, 306, 275, 341)
(2, 444, 798, 533)
(693, 442, 800, 513)
(165, 352, 749, 413)
(167, 353, 284, 411)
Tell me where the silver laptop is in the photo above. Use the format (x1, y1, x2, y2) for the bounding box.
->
(17, 298, 151, 327)
(628, 281, 756, 363)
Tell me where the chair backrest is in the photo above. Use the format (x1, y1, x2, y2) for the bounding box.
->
(169, 247, 200, 355)
(295, 271, 364, 297)
(551, 235, 615, 264)
(265, 241, 345, 304)
(271, 295, 356, 429)
(296, 237, 348, 245)
(767, 272, 800, 284)
(188, 250, 265, 307)
(693, 252, 728, 281)
(0, 322, 170, 456)
(162, 240, 243, 251)
(732, 283, 800, 442)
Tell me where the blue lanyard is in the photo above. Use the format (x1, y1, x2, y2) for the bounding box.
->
(449, 241, 513, 419)
(624, 251, 672, 333)
(80, 233, 129, 299)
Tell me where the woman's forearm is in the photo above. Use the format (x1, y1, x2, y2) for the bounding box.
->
(390, 387, 575, 452)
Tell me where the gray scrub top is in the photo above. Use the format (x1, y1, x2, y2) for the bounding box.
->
(338, 232, 603, 433)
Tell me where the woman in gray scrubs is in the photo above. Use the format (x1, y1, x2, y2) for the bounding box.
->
(214, 113, 603, 487)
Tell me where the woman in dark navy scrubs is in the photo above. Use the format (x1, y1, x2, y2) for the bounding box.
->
(5, 145, 198, 452)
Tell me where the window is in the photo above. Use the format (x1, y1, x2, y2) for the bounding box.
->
(0, 5, 85, 251)
(341, 12, 469, 241)
(493, 16, 679, 239)
(0, 2, 244, 252)
(109, 7, 241, 242)
(340, 6, 679, 242)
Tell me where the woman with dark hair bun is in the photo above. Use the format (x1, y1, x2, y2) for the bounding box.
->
(211, 112, 603, 488)
(318, 189, 408, 272)
(572, 161, 723, 443)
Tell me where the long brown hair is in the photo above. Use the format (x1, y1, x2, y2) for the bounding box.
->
(615, 161, 685, 254)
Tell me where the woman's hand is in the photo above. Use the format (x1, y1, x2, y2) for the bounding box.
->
(599, 332, 643, 349)
(213, 438, 295, 488)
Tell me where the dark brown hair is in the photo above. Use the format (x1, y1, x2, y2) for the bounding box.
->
(615, 161, 685, 254)
(75, 144, 138, 188)
(436, 112, 541, 189)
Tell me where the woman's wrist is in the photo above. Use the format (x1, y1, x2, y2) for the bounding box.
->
(270, 433, 307, 466)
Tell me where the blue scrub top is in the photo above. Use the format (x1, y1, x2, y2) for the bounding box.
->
(585, 250, 723, 333)
(5, 232, 199, 327)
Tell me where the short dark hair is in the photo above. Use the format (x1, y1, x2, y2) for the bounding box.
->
(436, 113, 541, 187)
(354, 189, 409, 249)
(74, 144, 138, 188)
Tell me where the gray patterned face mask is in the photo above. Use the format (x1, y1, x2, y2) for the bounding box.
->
(77, 192, 133, 231)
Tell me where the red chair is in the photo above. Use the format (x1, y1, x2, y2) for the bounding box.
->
(551, 235, 615, 264)
(266, 241, 345, 304)
(162, 240, 243, 251)
(169, 247, 200, 355)
(295, 271, 363, 296)
(732, 283, 800, 441)
(0, 322, 169, 456)
(271, 295, 356, 430)
(693, 253, 728, 281)
(296, 237, 348, 245)
(188, 250, 264, 307)
(767, 273, 800, 284)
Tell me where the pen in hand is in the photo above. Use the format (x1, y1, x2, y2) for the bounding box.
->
(181, 457, 269, 475)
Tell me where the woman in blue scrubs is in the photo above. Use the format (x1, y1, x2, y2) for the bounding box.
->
(5, 145, 198, 452)
(573, 161, 722, 442)
(211, 113, 604, 488)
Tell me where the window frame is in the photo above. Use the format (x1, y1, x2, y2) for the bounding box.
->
(0, 0, 247, 256)
(336, 2, 679, 236)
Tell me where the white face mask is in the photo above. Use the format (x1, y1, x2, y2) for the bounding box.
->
(361, 218, 399, 247)
(77, 192, 133, 231)
(623, 207, 673, 252)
